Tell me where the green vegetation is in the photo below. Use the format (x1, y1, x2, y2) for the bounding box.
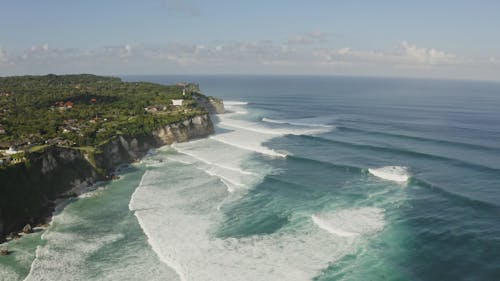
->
(0, 74, 206, 152)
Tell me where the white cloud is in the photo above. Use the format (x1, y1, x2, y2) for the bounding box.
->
(312, 41, 458, 68)
(1, 40, 498, 81)
(22, 43, 50, 59)
(400, 41, 456, 64)
(337, 47, 350, 55)
(3, 40, 460, 71)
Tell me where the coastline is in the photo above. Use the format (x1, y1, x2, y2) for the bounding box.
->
(1, 97, 224, 244)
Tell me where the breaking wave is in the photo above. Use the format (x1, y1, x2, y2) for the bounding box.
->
(368, 166, 410, 183)
(129, 160, 387, 281)
(312, 207, 385, 237)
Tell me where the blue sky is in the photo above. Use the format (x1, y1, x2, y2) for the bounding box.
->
(1, 0, 499, 80)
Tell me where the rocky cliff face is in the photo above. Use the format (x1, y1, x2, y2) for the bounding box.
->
(0, 114, 214, 240)
(193, 94, 225, 114)
(154, 114, 214, 144)
(0, 146, 100, 238)
(97, 114, 213, 170)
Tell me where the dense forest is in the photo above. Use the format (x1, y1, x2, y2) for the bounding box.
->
(0, 74, 205, 150)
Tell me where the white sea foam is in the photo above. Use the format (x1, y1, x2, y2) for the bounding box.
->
(368, 166, 410, 182)
(24, 185, 178, 281)
(210, 133, 287, 158)
(172, 142, 257, 176)
(219, 117, 331, 136)
(129, 161, 384, 281)
(312, 207, 385, 238)
(24, 227, 124, 281)
(0, 268, 18, 281)
(210, 109, 335, 158)
(77, 186, 106, 198)
(170, 138, 266, 192)
(125, 100, 393, 280)
(224, 101, 248, 106)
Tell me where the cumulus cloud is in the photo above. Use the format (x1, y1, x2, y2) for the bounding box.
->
(1, 39, 498, 80)
(101, 44, 133, 59)
(400, 41, 456, 64)
(312, 41, 458, 67)
(147, 40, 298, 66)
(2, 40, 461, 72)
(22, 43, 50, 59)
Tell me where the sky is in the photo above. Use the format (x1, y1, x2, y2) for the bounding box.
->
(0, 0, 499, 81)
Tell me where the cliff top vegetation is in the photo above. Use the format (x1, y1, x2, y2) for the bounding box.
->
(0, 74, 206, 152)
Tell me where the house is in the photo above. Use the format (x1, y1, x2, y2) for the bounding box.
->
(56, 101, 74, 110)
(145, 106, 158, 113)
(172, 99, 184, 106)
(64, 101, 74, 108)
(5, 147, 19, 155)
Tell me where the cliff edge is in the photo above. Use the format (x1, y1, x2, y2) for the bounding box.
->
(0, 112, 217, 241)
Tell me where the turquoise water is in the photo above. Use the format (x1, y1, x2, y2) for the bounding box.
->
(2, 76, 500, 280)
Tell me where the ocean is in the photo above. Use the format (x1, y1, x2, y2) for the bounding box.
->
(1, 75, 500, 281)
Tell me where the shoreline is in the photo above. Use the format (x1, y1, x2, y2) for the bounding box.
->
(1, 159, 135, 245)
(1, 111, 223, 244)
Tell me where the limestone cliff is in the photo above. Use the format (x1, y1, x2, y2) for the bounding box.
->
(0, 146, 100, 238)
(193, 93, 225, 114)
(0, 114, 214, 240)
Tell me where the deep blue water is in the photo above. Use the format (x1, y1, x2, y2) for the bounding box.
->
(1, 75, 499, 281)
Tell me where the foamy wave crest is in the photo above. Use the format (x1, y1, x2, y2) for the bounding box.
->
(222, 101, 248, 115)
(24, 229, 124, 281)
(210, 133, 287, 158)
(0, 267, 18, 281)
(218, 116, 330, 138)
(211, 101, 329, 158)
(312, 207, 385, 238)
(170, 138, 270, 193)
(128, 101, 387, 280)
(220, 119, 330, 136)
(130, 163, 379, 281)
(77, 186, 106, 199)
(368, 166, 410, 182)
(224, 101, 248, 106)
(262, 117, 334, 128)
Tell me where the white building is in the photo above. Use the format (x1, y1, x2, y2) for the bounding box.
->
(5, 147, 19, 155)
(172, 99, 184, 106)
